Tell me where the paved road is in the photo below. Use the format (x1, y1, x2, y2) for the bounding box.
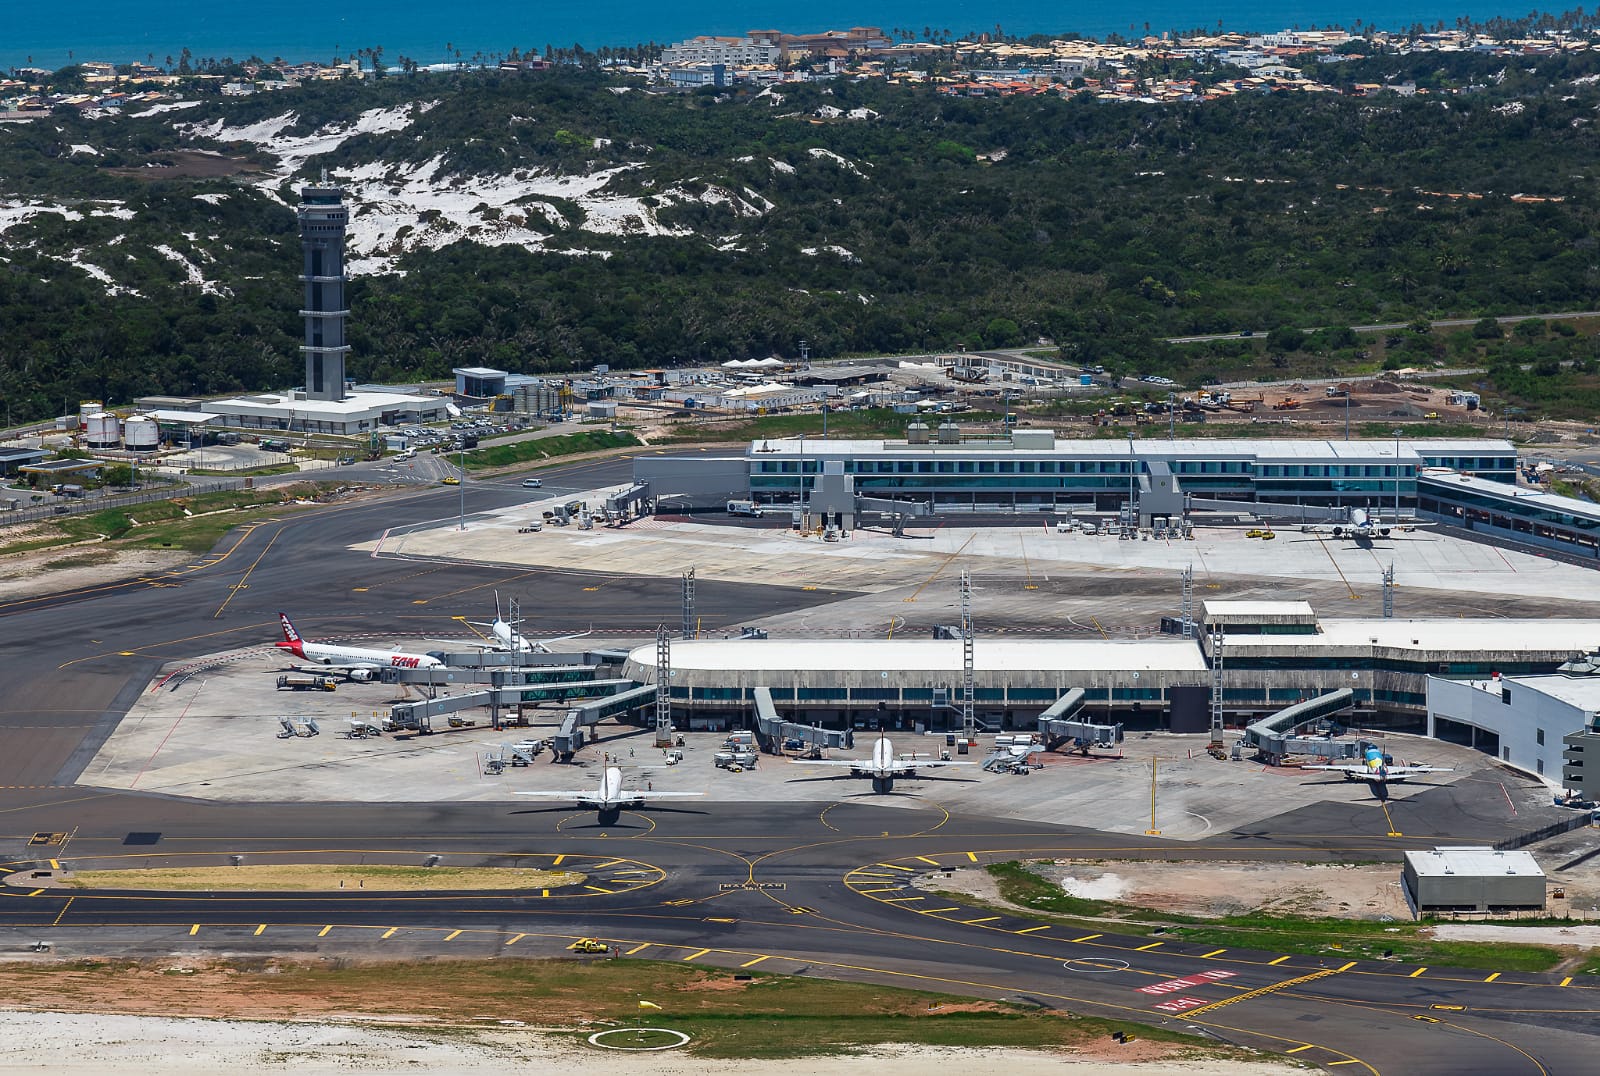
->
(2, 452, 1599, 1072)
(1166, 309, 1600, 345)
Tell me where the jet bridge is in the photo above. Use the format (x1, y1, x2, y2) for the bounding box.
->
(389, 679, 637, 734)
(382, 664, 609, 688)
(399, 649, 627, 671)
(1244, 689, 1359, 765)
(552, 683, 658, 760)
(1035, 689, 1124, 754)
(750, 686, 854, 755)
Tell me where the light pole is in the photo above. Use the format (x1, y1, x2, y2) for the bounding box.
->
(1127, 430, 1136, 528)
(1393, 427, 1403, 524)
(458, 445, 467, 531)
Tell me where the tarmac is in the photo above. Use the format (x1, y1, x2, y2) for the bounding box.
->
(85, 646, 1532, 842)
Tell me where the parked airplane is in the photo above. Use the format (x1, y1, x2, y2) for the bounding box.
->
(275, 613, 445, 680)
(790, 734, 974, 793)
(1304, 741, 1453, 785)
(1297, 507, 1432, 544)
(516, 766, 702, 823)
(470, 594, 591, 654)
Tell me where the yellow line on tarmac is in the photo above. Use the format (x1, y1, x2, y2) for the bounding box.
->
(626, 943, 651, 955)
(254, 924, 266, 936)
(381, 928, 397, 939)
(189, 924, 199, 936)
(1201, 948, 1226, 958)
(962, 916, 1001, 924)
(1269, 956, 1291, 966)
(1286, 1045, 1315, 1054)
(505, 934, 525, 946)
(683, 948, 711, 962)
(876, 863, 915, 871)
(1136, 942, 1164, 951)
(318, 926, 332, 938)
(1073, 934, 1102, 943)
(552, 855, 566, 866)
(925, 907, 962, 913)
(1410, 967, 1428, 978)
(1337, 962, 1357, 972)
(915, 856, 941, 866)
(444, 930, 462, 941)
(1484, 972, 1500, 982)
(966, 852, 978, 862)
(741, 955, 770, 968)
(1016, 925, 1050, 934)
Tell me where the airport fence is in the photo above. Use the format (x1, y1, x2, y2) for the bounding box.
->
(1494, 810, 1595, 851)
(0, 479, 245, 529)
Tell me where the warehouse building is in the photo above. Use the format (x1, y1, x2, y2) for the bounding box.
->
(1402, 847, 1545, 915)
(1426, 671, 1600, 789)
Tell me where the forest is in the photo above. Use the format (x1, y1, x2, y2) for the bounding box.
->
(2, 52, 1600, 423)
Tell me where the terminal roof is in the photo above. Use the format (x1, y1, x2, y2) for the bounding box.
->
(630, 638, 1208, 673)
(1224, 618, 1600, 654)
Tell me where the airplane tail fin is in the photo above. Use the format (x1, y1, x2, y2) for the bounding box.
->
(277, 612, 306, 657)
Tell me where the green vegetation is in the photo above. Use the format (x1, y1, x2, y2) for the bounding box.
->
(6, 58, 1600, 421)
(977, 862, 1562, 973)
(460, 430, 640, 470)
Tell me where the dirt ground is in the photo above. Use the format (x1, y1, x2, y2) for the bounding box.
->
(918, 862, 1415, 920)
(105, 150, 267, 180)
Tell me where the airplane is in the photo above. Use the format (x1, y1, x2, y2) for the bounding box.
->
(1295, 507, 1433, 544)
(470, 593, 591, 654)
(515, 766, 702, 823)
(274, 612, 445, 681)
(790, 734, 975, 793)
(1304, 741, 1453, 786)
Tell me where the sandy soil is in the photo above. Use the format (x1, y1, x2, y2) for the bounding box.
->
(0, 1011, 1303, 1075)
(0, 538, 189, 600)
(1431, 924, 1600, 947)
(918, 862, 1413, 920)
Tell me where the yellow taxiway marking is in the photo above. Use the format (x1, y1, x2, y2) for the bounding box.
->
(26, 889, 43, 897)
(381, 928, 397, 939)
(962, 916, 1001, 924)
(857, 887, 903, 894)
(706, 917, 739, 923)
(925, 907, 962, 913)
(253, 924, 267, 936)
(1016, 925, 1050, 934)
(625, 943, 651, 956)
(1072, 934, 1103, 943)
(1410, 967, 1428, 978)
(592, 859, 624, 870)
(351, 587, 368, 593)
(609, 869, 656, 877)
(318, 926, 333, 938)
(1185, 968, 1343, 1016)
(1328, 1061, 1362, 1067)
(852, 872, 898, 879)
(1337, 962, 1357, 972)
(51, 897, 74, 927)
(966, 852, 979, 862)
(1286, 1045, 1316, 1054)
(1269, 956, 1291, 966)
(48, 859, 58, 870)
(189, 924, 200, 936)
(740, 955, 770, 968)
(1136, 942, 1164, 951)
(444, 930, 462, 941)
(552, 855, 566, 866)
(683, 948, 711, 962)
(915, 856, 941, 866)
(882, 896, 923, 903)
(876, 863, 915, 872)
(1484, 972, 1501, 982)
(505, 934, 525, 946)
(584, 885, 616, 895)
(1201, 949, 1227, 958)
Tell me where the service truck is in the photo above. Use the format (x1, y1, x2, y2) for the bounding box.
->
(726, 500, 763, 517)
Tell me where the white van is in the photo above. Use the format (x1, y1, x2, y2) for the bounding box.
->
(1081, 522, 1098, 536)
(521, 478, 542, 488)
(1055, 521, 1073, 534)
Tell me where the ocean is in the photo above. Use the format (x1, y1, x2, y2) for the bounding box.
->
(1, 1, 1532, 71)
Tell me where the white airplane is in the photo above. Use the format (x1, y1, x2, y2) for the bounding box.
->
(1304, 742, 1453, 785)
(274, 612, 445, 680)
(470, 594, 591, 654)
(790, 734, 974, 793)
(1298, 507, 1432, 543)
(516, 766, 702, 822)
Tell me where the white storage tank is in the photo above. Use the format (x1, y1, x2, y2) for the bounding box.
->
(123, 415, 160, 451)
(84, 412, 120, 448)
(78, 400, 104, 431)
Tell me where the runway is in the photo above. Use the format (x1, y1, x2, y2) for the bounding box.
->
(1, 453, 1597, 1073)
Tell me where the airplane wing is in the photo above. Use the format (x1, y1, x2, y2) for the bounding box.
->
(790, 759, 870, 768)
(899, 760, 975, 769)
(1303, 764, 1452, 778)
(629, 790, 704, 800)
(515, 790, 600, 800)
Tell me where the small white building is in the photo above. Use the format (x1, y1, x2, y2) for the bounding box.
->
(1402, 846, 1545, 914)
(203, 389, 449, 435)
(1425, 673, 1600, 789)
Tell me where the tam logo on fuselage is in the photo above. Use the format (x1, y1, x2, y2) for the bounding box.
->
(390, 656, 422, 668)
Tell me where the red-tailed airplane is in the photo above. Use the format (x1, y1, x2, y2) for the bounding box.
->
(275, 612, 445, 680)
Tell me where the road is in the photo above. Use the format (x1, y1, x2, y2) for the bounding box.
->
(1166, 310, 1600, 345)
(0, 452, 1597, 1073)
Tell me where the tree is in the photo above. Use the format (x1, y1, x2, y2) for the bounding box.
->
(1472, 316, 1503, 340)
(1266, 325, 1303, 353)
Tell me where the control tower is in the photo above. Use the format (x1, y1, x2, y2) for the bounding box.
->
(297, 186, 350, 401)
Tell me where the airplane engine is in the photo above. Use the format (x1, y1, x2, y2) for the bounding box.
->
(346, 668, 376, 682)
(1331, 526, 1345, 538)
(1378, 527, 1391, 537)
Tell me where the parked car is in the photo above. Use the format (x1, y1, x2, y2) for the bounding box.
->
(521, 478, 542, 488)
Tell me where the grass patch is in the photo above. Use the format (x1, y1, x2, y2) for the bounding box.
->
(461, 430, 640, 470)
(0, 958, 1236, 1061)
(186, 464, 300, 477)
(63, 864, 586, 892)
(979, 862, 1561, 972)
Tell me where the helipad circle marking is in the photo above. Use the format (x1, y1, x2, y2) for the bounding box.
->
(586, 1027, 691, 1051)
(1063, 958, 1130, 974)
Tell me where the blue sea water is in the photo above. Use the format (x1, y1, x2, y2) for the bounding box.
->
(0, 1, 1536, 71)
